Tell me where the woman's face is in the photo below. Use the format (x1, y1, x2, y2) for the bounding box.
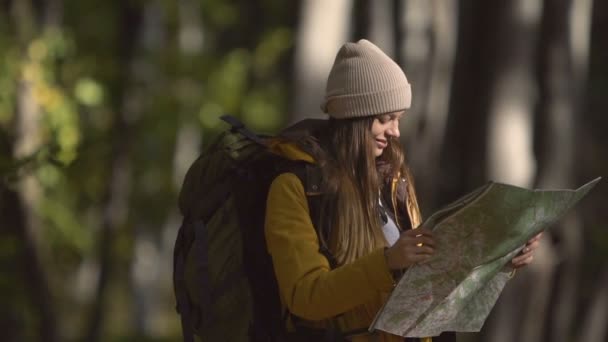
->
(370, 111, 403, 157)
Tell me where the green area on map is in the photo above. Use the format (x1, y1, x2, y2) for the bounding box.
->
(370, 178, 601, 337)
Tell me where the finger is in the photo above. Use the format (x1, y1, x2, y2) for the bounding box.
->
(512, 255, 534, 268)
(405, 235, 436, 248)
(414, 245, 435, 255)
(414, 228, 434, 236)
(526, 240, 540, 250)
(529, 232, 543, 243)
(400, 234, 435, 245)
(403, 228, 434, 238)
(512, 255, 524, 265)
(402, 229, 418, 237)
(512, 252, 534, 265)
(413, 227, 433, 234)
(518, 243, 536, 256)
(513, 249, 532, 262)
(404, 244, 435, 255)
(403, 237, 435, 249)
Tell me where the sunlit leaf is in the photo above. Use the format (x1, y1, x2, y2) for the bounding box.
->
(74, 77, 104, 107)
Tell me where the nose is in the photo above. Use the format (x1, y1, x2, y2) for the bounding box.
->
(387, 121, 400, 138)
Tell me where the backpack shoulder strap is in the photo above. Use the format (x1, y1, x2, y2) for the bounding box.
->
(173, 218, 196, 342)
(278, 161, 338, 269)
(220, 115, 267, 146)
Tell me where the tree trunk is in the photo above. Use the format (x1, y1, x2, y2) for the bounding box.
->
(368, 0, 392, 54)
(401, 0, 457, 215)
(477, 1, 547, 342)
(1, 182, 58, 342)
(532, 1, 591, 341)
(1, 159, 59, 342)
(440, 1, 544, 339)
(438, 0, 497, 205)
(85, 2, 143, 341)
(291, 0, 352, 122)
(352, 0, 370, 41)
(575, 0, 608, 338)
(577, 269, 608, 342)
(7, 0, 60, 341)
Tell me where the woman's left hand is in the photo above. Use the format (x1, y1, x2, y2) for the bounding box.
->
(511, 232, 544, 269)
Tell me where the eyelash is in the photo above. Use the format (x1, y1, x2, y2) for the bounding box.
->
(379, 116, 398, 124)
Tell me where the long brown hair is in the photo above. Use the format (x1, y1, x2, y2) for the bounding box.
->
(311, 116, 410, 265)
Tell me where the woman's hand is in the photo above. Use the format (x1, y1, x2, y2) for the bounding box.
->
(384, 228, 435, 270)
(511, 232, 544, 269)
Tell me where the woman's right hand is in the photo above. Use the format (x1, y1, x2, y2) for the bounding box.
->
(384, 228, 436, 270)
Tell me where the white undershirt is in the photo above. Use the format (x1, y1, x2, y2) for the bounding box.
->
(379, 200, 400, 246)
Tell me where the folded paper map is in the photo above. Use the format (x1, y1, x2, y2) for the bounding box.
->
(370, 177, 601, 337)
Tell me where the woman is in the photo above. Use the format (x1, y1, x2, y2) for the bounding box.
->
(264, 39, 541, 342)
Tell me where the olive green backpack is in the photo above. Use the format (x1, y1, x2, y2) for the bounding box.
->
(173, 115, 333, 342)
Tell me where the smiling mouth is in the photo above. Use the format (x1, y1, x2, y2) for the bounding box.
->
(376, 139, 388, 148)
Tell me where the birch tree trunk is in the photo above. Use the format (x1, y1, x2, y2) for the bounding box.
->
(368, 0, 394, 55)
(291, 0, 352, 123)
(9, 0, 60, 340)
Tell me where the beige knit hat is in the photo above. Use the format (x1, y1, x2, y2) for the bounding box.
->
(321, 39, 411, 119)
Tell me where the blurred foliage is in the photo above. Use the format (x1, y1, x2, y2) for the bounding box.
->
(0, 0, 296, 340)
(2, 0, 605, 341)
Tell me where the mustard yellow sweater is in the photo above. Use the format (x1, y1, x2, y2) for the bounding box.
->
(263, 142, 416, 342)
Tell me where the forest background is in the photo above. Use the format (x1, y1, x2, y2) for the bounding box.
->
(1, 0, 607, 341)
